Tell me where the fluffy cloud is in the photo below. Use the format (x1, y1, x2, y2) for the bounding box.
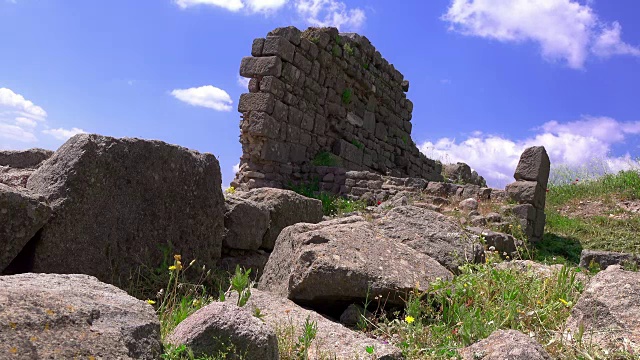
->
(171, 85, 233, 111)
(42, 127, 86, 141)
(175, 0, 365, 29)
(237, 75, 251, 89)
(295, 0, 366, 30)
(420, 116, 640, 188)
(0, 87, 86, 145)
(232, 162, 240, 173)
(174, 0, 244, 11)
(442, 0, 640, 68)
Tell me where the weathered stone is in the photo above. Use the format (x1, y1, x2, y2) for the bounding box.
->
(262, 35, 295, 62)
(0, 184, 51, 272)
(223, 196, 270, 250)
(579, 249, 640, 270)
(268, 26, 302, 45)
(259, 216, 453, 306)
(24, 134, 224, 287)
(459, 330, 551, 360)
(565, 265, 640, 351)
(234, 188, 323, 250)
(459, 197, 478, 211)
(333, 139, 363, 165)
(240, 56, 282, 77)
(506, 180, 546, 208)
(467, 227, 520, 258)
(373, 206, 485, 273)
(0, 148, 53, 168)
(232, 289, 403, 359)
(339, 303, 372, 327)
(241, 111, 280, 139)
(251, 38, 264, 56)
(218, 251, 270, 280)
(238, 93, 275, 114)
(0, 273, 161, 359)
(0, 166, 33, 188)
(166, 301, 278, 360)
(515, 146, 551, 189)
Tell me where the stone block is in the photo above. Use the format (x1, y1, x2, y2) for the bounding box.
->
(505, 181, 546, 209)
(240, 56, 282, 77)
(238, 93, 275, 114)
(262, 36, 295, 62)
(251, 38, 264, 57)
(514, 146, 551, 189)
(261, 141, 289, 163)
(268, 26, 302, 45)
(259, 76, 285, 99)
(293, 52, 312, 74)
(301, 113, 315, 131)
(241, 112, 280, 139)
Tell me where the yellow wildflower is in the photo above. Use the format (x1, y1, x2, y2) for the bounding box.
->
(146, 299, 156, 305)
(174, 254, 182, 261)
(559, 298, 569, 306)
(168, 265, 177, 271)
(405, 316, 415, 324)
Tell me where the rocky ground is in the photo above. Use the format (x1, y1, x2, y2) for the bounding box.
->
(1, 135, 639, 359)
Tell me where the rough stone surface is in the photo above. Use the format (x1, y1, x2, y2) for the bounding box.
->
(514, 146, 551, 189)
(373, 206, 485, 272)
(467, 227, 520, 259)
(578, 249, 640, 270)
(459, 329, 551, 360)
(223, 196, 270, 250)
(0, 184, 51, 272)
(565, 265, 640, 352)
(0, 273, 161, 359)
(166, 301, 279, 360)
(459, 197, 479, 211)
(444, 162, 486, 186)
(25, 134, 225, 287)
(218, 251, 270, 281)
(0, 166, 34, 188)
(506, 181, 545, 209)
(232, 289, 403, 359)
(0, 148, 53, 169)
(259, 216, 453, 306)
(233, 188, 323, 250)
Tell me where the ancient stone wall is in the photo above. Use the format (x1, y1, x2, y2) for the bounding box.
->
(231, 26, 443, 190)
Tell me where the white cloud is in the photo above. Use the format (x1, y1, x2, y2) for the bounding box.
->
(0, 123, 38, 142)
(233, 163, 240, 173)
(174, 0, 365, 29)
(592, 22, 640, 58)
(0, 87, 47, 119)
(420, 116, 640, 188)
(15, 117, 38, 128)
(246, 0, 287, 12)
(296, 0, 365, 30)
(174, 0, 244, 11)
(237, 75, 251, 89)
(442, 0, 640, 69)
(170, 85, 233, 111)
(42, 127, 86, 141)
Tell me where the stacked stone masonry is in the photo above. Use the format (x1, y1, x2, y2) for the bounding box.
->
(232, 26, 443, 190)
(505, 146, 551, 243)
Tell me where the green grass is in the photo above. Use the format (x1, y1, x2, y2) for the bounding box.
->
(287, 179, 367, 216)
(312, 151, 341, 167)
(367, 264, 590, 359)
(341, 88, 352, 105)
(351, 139, 364, 150)
(539, 170, 640, 262)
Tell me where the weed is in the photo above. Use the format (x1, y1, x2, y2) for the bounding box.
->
(296, 316, 318, 360)
(312, 151, 341, 167)
(334, 35, 341, 45)
(309, 37, 319, 44)
(227, 265, 253, 307)
(363, 63, 369, 70)
(343, 43, 354, 56)
(332, 44, 341, 57)
(342, 88, 352, 105)
(351, 139, 364, 150)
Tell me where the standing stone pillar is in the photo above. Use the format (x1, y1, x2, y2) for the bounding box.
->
(505, 146, 550, 243)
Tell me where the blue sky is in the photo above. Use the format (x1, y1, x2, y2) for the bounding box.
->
(1, 0, 639, 188)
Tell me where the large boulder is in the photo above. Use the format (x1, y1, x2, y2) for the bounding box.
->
(0, 148, 53, 169)
(579, 249, 640, 270)
(233, 188, 323, 250)
(0, 184, 51, 272)
(259, 216, 453, 307)
(373, 206, 485, 272)
(166, 301, 279, 359)
(564, 265, 640, 351)
(459, 329, 551, 360)
(223, 196, 270, 250)
(24, 134, 225, 286)
(233, 289, 403, 359)
(0, 273, 161, 359)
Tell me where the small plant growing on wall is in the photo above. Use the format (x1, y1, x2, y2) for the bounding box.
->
(332, 44, 341, 57)
(351, 139, 364, 150)
(334, 34, 341, 45)
(362, 62, 369, 70)
(342, 88, 352, 105)
(309, 36, 319, 44)
(343, 43, 354, 56)
(312, 151, 341, 167)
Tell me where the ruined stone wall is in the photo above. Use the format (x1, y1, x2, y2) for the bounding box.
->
(231, 26, 443, 190)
